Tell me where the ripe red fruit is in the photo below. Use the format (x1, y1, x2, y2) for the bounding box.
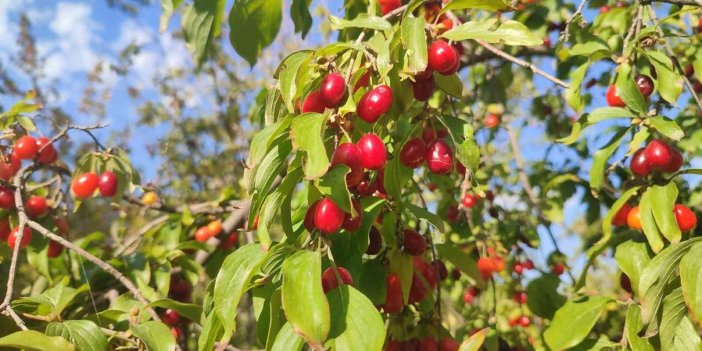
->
(674, 204, 697, 232)
(331, 143, 364, 187)
(314, 197, 345, 235)
(321, 267, 354, 293)
(685, 64, 695, 78)
(72, 172, 99, 199)
(302, 90, 326, 113)
(630, 148, 650, 177)
(644, 139, 674, 171)
(635, 74, 654, 97)
(219, 232, 238, 250)
(47, 240, 63, 258)
(455, 161, 466, 175)
(513, 262, 524, 275)
(14, 135, 38, 160)
(304, 200, 319, 232)
(664, 147, 683, 173)
(612, 203, 633, 227)
(518, 316, 531, 327)
(463, 291, 474, 304)
(485, 113, 500, 128)
(413, 76, 436, 101)
(342, 199, 363, 232)
(162, 309, 181, 326)
(357, 134, 387, 170)
(194, 226, 212, 242)
(425, 139, 454, 174)
(357, 85, 393, 123)
(0, 219, 10, 242)
(620, 273, 633, 294)
(35, 137, 58, 164)
(367, 226, 382, 255)
(355, 176, 378, 196)
(523, 259, 534, 270)
(477, 257, 495, 279)
(462, 194, 478, 208)
(170, 326, 183, 342)
(552, 263, 565, 275)
(446, 205, 459, 223)
(439, 338, 460, 351)
(606, 85, 626, 107)
(433, 260, 448, 281)
(600, 5, 611, 13)
(320, 73, 347, 108)
(354, 70, 371, 92)
(383, 273, 404, 313)
(98, 171, 119, 197)
(26, 195, 48, 218)
(0, 187, 15, 209)
(379, 0, 401, 15)
(0, 154, 20, 181)
(428, 41, 459, 75)
(492, 256, 506, 272)
(422, 126, 448, 143)
(399, 138, 426, 169)
(513, 291, 528, 304)
(7, 227, 31, 249)
(385, 340, 402, 351)
(169, 277, 191, 302)
(419, 338, 439, 351)
(403, 229, 426, 256)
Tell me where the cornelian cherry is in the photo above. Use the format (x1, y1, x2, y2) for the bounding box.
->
(612, 203, 632, 226)
(428, 41, 459, 75)
(320, 73, 347, 108)
(357, 134, 387, 170)
(627, 206, 642, 230)
(0, 154, 20, 181)
(366, 226, 382, 255)
(342, 198, 362, 231)
(383, 273, 404, 313)
(403, 229, 426, 255)
(606, 85, 625, 107)
(357, 85, 393, 123)
(314, 197, 345, 235)
(35, 137, 58, 164)
(413, 76, 436, 101)
(162, 309, 181, 326)
(462, 194, 478, 208)
(400, 138, 426, 168)
(301, 90, 326, 113)
(47, 240, 63, 258)
(72, 172, 99, 199)
(14, 135, 38, 160)
(331, 143, 364, 187)
(7, 227, 31, 249)
(477, 257, 495, 279)
(98, 171, 119, 197)
(630, 148, 650, 177)
(425, 139, 454, 174)
(0, 187, 15, 209)
(379, 0, 401, 15)
(674, 204, 697, 232)
(26, 195, 48, 218)
(321, 267, 353, 293)
(0, 218, 10, 242)
(194, 226, 212, 242)
(635, 74, 654, 97)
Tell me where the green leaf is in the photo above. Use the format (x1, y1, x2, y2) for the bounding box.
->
(278, 51, 313, 113)
(259, 168, 304, 248)
(181, 0, 225, 66)
(564, 61, 590, 113)
(405, 203, 445, 233)
(130, 321, 176, 351)
(434, 72, 463, 98)
(329, 14, 391, 32)
(229, 0, 283, 66)
(290, 0, 312, 38)
(146, 299, 203, 323)
(680, 243, 702, 328)
(326, 286, 385, 351)
(358, 259, 387, 305)
(214, 244, 267, 335)
(639, 188, 665, 253)
(602, 186, 640, 239)
(647, 51, 683, 103)
(198, 311, 224, 351)
(442, 20, 542, 47)
(589, 128, 628, 195)
(543, 296, 612, 351)
(291, 112, 330, 179)
(588, 107, 636, 123)
(281, 250, 330, 348)
(46, 320, 107, 351)
(315, 166, 353, 213)
(557, 113, 588, 145)
(649, 116, 684, 141)
(439, 0, 511, 14)
(249, 138, 292, 227)
(616, 63, 647, 114)
(160, 0, 184, 32)
(458, 329, 487, 351)
(0, 330, 74, 351)
(435, 243, 483, 289)
(658, 287, 693, 349)
(649, 182, 681, 243)
(568, 40, 610, 57)
(387, 248, 414, 304)
(401, 16, 428, 74)
(384, 152, 412, 199)
(271, 322, 305, 351)
(615, 240, 653, 297)
(625, 304, 655, 351)
(525, 275, 565, 320)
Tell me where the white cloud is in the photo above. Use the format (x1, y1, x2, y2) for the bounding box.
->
(0, 0, 32, 51)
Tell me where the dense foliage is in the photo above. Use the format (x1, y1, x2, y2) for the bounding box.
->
(1, 0, 702, 350)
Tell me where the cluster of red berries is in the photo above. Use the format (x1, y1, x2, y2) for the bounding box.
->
(476, 254, 506, 280)
(193, 220, 222, 242)
(400, 126, 458, 175)
(512, 259, 534, 275)
(629, 139, 682, 177)
(684, 64, 702, 94)
(385, 337, 459, 351)
(606, 74, 654, 108)
(508, 315, 531, 328)
(71, 171, 119, 199)
(613, 202, 697, 232)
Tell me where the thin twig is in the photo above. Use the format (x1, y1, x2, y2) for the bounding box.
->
(474, 40, 570, 88)
(561, 0, 589, 42)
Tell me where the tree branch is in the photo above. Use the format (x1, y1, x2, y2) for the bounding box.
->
(651, 0, 702, 6)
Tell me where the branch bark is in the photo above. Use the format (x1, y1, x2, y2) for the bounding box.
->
(651, 0, 702, 6)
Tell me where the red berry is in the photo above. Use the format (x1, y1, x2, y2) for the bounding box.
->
(366, 226, 382, 255)
(355, 176, 378, 197)
(7, 227, 31, 249)
(685, 64, 695, 78)
(98, 171, 119, 197)
(518, 315, 531, 327)
(416, 67, 434, 80)
(612, 203, 632, 227)
(72, 172, 99, 199)
(439, 338, 460, 351)
(433, 260, 448, 281)
(446, 205, 459, 223)
(357, 85, 393, 123)
(320, 73, 347, 108)
(400, 138, 426, 168)
(600, 5, 611, 13)
(385, 340, 402, 351)
(462, 194, 478, 208)
(47, 240, 63, 258)
(219, 232, 238, 250)
(663, 147, 683, 173)
(552, 263, 565, 275)
(485, 113, 500, 128)
(331, 143, 364, 187)
(0, 187, 15, 209)
(419, 338, 439, 351)
(162, 309, 181, 326)
(463, 291, 474, 304)
(425, 139, 454, 174)
(428, 41, 459, 75)
(321, 266, 354, 293)
(342, 198, 363, 232)
(403, 229, 426, 256)
(513, 291, 528, 304)
(477, 257, 495, 279)
(194, 226, 212, 242)
(14, 135, 38, 160)
(304, 200, 319, 232)
(455, 161, 466, 175)
(644, 139, 674, 171)
(630, 148, 650, 177)
(169, 277, 191, 302)
(635, 74, 654, 97)
(383, 273, 404, 313)
(0, 218, 10, 242)
(674, 204, 697, 232)
(413, 76, 436, 101)
(302, 90, 326, 113)
(379, 0, 401, 15)
(606, 85, 626, 107)
(354, 70, 371, 92)
(492, 256, 506, 272)
(314, 197, 345, 235)
(513, 263, 524, 275)
(523, 259, 534, 270)
(0, 154, 20, 181)
(620, 273, 633, 294)
(170, 326, 183, 342)
(422, 126, 448, 143)
(35, 137, 58, 164)
(357, 134, 387, 170)
(26, 195, 48, 218)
